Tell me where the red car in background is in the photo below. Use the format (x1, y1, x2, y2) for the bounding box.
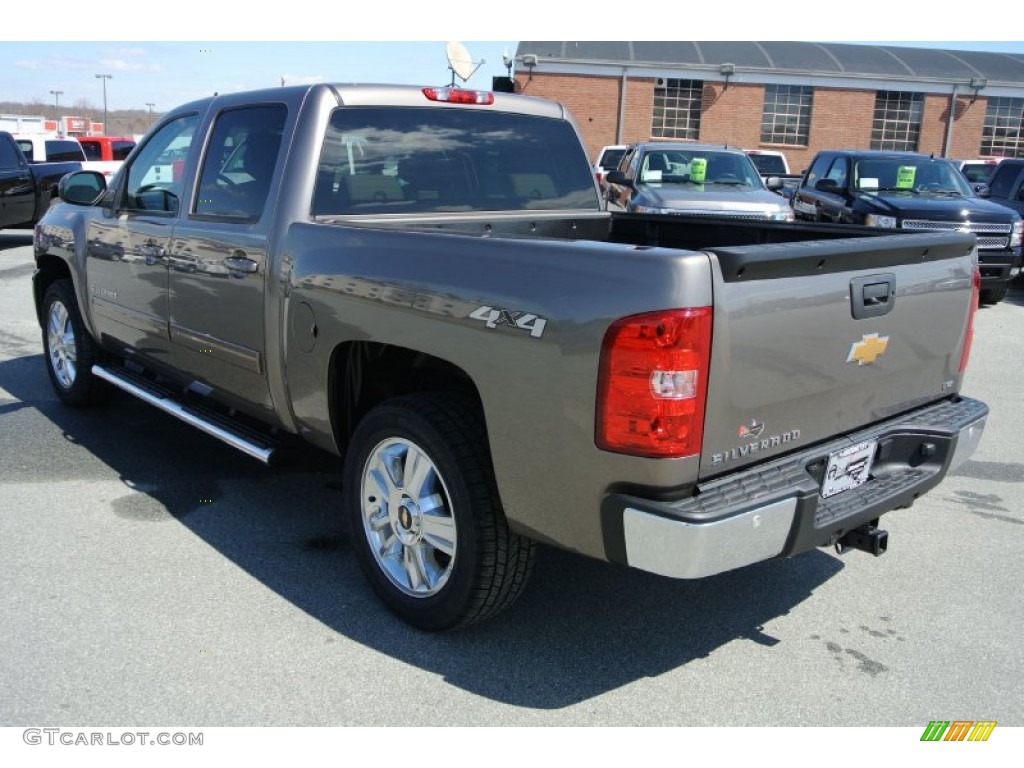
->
(77, 136, 136, 163)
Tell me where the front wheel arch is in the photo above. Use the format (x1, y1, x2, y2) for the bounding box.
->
(40, 278, 107, 406)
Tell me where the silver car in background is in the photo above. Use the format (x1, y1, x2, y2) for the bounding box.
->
(605, 142, 794, 221)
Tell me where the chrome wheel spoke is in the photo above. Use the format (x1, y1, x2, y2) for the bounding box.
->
(378, 532, 400, 560)
(383, 446, 405, 488)
(403, 545, 427, 591)
(368, 508, 391, 532)
(367, 466, 392, 500)
(404, 445, 433, 498)
(62, 332, 77, 360)
(420, 509, 456, 557)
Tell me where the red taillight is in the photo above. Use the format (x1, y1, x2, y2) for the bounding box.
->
(597, 308, 712, 458)
(421, 87, 494, 105)
(959, 268, 981, 374)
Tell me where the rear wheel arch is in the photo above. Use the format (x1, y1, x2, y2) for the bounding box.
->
(328, 341, 486, 456)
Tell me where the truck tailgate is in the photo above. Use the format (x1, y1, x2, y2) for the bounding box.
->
(699, 232, 976, 480)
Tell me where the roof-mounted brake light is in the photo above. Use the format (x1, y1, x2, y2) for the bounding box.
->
(422, 87, 494, 105)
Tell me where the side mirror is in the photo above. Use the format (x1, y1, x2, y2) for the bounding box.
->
(765, 176, 783, 191)
(974, 184, 990, 198)
(815, 178, 840, 193)
(605, 170, 633, 188)
(58, 170, 107, 205)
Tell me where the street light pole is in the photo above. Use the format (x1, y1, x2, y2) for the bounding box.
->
(49, 90, 63, 127)
(146, 102, 155, 127)
(95, 73, 112, 135)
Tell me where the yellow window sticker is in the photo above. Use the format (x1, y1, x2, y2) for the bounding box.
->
(896, 166, 917, 189)
(690, 157, 707, 183)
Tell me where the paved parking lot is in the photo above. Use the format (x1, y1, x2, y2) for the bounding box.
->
(1, 229, 1022, 729)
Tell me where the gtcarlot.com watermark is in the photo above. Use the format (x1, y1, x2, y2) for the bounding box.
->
(23, 728, 203, 747)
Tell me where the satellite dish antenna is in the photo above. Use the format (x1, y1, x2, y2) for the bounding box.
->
(446, 41, 484, 86)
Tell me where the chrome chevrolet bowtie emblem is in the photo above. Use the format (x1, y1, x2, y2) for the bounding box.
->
(738, 419, 765, 439)
(847, 333, 890, 366)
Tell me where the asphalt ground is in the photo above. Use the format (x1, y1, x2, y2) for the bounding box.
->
(0, 230, 1021, 744)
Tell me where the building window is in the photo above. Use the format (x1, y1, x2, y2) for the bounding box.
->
(981, 98, 1024, 157)
(760, 85, 812, 145)
(871, 91, 923, 151)
(652, 79, 703, 141)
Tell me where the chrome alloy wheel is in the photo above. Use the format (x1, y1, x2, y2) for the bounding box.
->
(360, 437, 457, 597)
(47, 299, 77, 390)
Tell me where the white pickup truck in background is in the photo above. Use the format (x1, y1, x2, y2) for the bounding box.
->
(12, 133, 123, 179)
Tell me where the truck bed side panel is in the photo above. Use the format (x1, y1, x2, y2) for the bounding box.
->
(280, 220, 714, 559)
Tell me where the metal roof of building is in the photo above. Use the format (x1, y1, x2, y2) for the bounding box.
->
(515, 42, 1024, 85)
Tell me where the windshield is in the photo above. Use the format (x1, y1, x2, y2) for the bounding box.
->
(853, 157, 973, 196)
(637, 149, 763, 188)
(747, 153, 787, 175)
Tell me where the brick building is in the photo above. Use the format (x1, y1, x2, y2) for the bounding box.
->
(511, 42, 1024, 172)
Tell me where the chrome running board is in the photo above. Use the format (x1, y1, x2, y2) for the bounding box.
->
(92, 364, 276, 464)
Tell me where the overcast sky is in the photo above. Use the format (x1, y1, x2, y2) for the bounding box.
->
(3, 1, 1022, 114)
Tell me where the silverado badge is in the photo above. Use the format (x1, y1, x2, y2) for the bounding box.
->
(847, 333, 890, 366)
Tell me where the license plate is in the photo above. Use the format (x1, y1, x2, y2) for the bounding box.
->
(821, 440, 877, 499)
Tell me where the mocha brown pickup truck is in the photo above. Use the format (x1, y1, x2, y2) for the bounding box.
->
(33, 83, 987, 630)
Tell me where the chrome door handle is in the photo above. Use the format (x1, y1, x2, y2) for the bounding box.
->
(139, 244, 166, 265)
(223, 256, 258, 275)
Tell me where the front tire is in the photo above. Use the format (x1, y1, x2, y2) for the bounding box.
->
(343, 393, 535, 631)
(41, 279, 106, 406)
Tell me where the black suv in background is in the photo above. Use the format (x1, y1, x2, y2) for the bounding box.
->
(980, 158, 1024, 218)
(791, 150, 1022, 304)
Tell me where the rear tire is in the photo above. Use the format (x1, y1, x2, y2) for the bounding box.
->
(980, 284, 1008, 305)
(343, 393, 535, 631)
(41, 279, 106, 406)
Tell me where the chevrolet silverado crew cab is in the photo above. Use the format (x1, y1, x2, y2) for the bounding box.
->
(0, 130, 80, 229)
(33, 84, 987, 631)
(791, 149, 1022, 304)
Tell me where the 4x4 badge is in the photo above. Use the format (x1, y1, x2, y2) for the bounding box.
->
(468, 305, 547, 338)
(847, 333, 889, 366)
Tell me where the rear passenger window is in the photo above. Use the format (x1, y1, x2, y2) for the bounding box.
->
(194, 104, 287, 221)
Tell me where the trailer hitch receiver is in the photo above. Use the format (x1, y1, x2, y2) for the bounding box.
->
(835, 520, 888, 556)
